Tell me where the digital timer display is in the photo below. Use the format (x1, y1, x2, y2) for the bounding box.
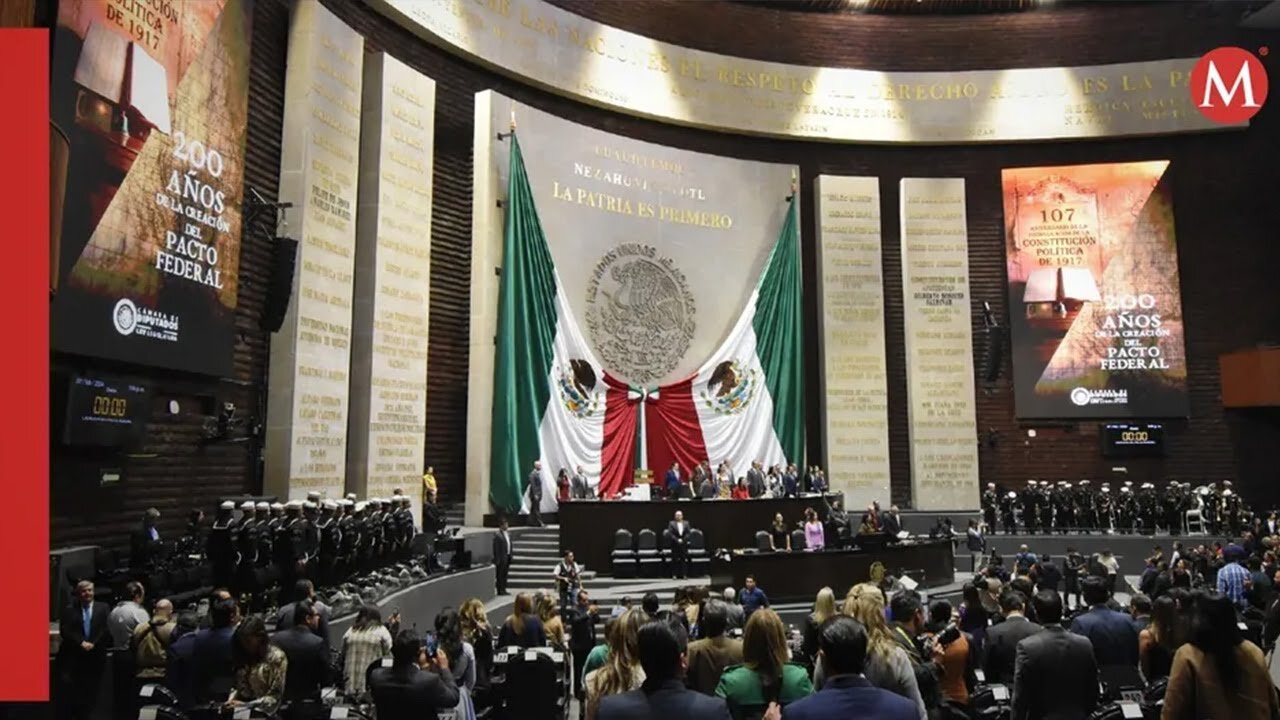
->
(1101, 422, 1164, 457)
(63, 374, 151, 447)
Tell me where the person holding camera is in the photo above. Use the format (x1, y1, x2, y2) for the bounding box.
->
(369, 628, 460, 720)
(887, 593, 943, 714)
(923, 600, 976, 708)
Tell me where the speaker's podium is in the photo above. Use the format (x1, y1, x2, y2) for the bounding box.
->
(620, 469, 653, 501)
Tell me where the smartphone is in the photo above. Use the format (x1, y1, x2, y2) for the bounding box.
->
(425, 631, 438, 657)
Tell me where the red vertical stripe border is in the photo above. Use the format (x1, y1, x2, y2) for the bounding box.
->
(0, 28, 50, 701)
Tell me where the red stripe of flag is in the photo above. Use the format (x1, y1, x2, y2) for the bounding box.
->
(0, 28, 51, 701)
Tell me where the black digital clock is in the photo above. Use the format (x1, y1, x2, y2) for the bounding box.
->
(62, 374, 151, 447)
(1100, 422, 1164, 458)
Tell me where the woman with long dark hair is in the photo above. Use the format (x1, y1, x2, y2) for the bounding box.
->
(767, 514, 790, 551)
(436, 608, 477, 720)
(958, 581, 990, 656)
(1139, 595, 1181, 681)
(497, 592, 546, 648)
(341, 605, 392, 698)
(227, 617, 286, 714)
(1162, 591, 1278, 720)
(716, 608, 813, 719)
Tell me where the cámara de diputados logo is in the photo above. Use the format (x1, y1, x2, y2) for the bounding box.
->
(112, 298, 180, 343)
(1070, 387, 1129, 408)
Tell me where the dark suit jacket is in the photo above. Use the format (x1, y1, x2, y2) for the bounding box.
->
(492, 530, 512, 567)
(1012, 626, 1098, 720)
(1068, 606, 1139, 668)
(58, 601, 110, 660)
(598, 679, 732, 720)
(369, 665, 461, 720)
(497, 615, 547, 648)
(528, 471, 543, 501)
(983, 615, 1042, 684)
(746, 469, 766, 497)
(190, 626, 237, 703)
(667, 521, 690, 551)
(276, 601, 331, 646)
(881, 512, 902, 536)
(781, 674, 917, 720)
(272, 625, 331, 701)
(665, 470, 682, 490)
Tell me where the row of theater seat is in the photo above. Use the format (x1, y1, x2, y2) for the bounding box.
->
(608, 528, 710, 578)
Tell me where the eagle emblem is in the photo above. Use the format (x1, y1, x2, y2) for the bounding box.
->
(556, 359, 601, 419)
(700, 360, 757, 415)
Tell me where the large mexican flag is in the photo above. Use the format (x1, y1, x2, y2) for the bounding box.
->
(488, 135, 803, 514)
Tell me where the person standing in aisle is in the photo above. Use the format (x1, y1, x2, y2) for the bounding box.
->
(527, 461, 544, 527)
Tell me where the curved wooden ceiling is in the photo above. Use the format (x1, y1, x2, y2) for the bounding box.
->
(733, 0, 1050, 14)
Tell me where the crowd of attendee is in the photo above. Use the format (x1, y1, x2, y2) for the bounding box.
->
(59, 515, 1280, 720)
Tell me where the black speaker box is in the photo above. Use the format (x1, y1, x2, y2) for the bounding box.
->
(982, 326, 1007, 383)
(260, 237, 299, 332)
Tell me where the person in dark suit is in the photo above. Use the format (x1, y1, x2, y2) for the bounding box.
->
(781, 465, 799, 499)
(778, 615, 917, 720)
(56, 580, 110, 720)
(369, 629, 461, 720)
(598, 618, 731, 720)
(982, 591, 1042, 684)
(527, 461, 544, 527)
(746, 462, 766, 499)
(272, 599, 332, 703)
(275, 579, 332, 646)
(1012, 590, 1098, 720)
(1032, 555, 1062, 593)
(191, 596, 240, 704)
(880, 506, 903, 537)
(666, 510, 691, 579)
(572, 466, 592, 500)
(567, 589, 600, 700)
(130, 507, 164, 570)
(492, 518, 513, 595)
(664, 463, 682, 500)
(1068, 576, 1139, 669)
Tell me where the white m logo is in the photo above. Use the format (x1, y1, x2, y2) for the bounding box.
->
(1199, 59, 1261, 108)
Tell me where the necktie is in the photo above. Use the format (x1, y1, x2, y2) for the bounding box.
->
(82, 606, 91, 639)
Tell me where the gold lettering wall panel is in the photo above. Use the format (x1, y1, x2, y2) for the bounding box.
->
(264, 2, 364, 502)
(367, 0, 1242, 144)
(900, 178, 980, 510)
(814, 176, 890, 510)
(347, 53, 434, 526)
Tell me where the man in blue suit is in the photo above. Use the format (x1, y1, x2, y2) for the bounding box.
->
(1068, 576, 1139, 669)
(664, 463, 683, 500)
(779, 616, 917, 720)
(598, 619, 731, 720)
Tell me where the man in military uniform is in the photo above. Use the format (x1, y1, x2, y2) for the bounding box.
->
(207, 501, 237, 589)
(1164, 483, 1185, 535)
(234, 501, 260, 600)
(1201, 484, 1220, 535)
(1077, 480, 1095, 534)
(1000, 490, 1017, 534)
(400, 497, 417, 560)
(368, 499, 387, 569)
(1139, 483, 1159, 535)
(1116, 485, 1135, 534)
(1055, 481, 1075, 534)
(1039, 482, 1055, 533)
(981, 483, 999, 533)
(1223, 481, 1243, 535)
(274, 501, 303, 600)
(316, 501, 340, 587)
(382, 497, 401, 561)
(1021, 480, 1041, 534)
(1097, 484, 1113, 533)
